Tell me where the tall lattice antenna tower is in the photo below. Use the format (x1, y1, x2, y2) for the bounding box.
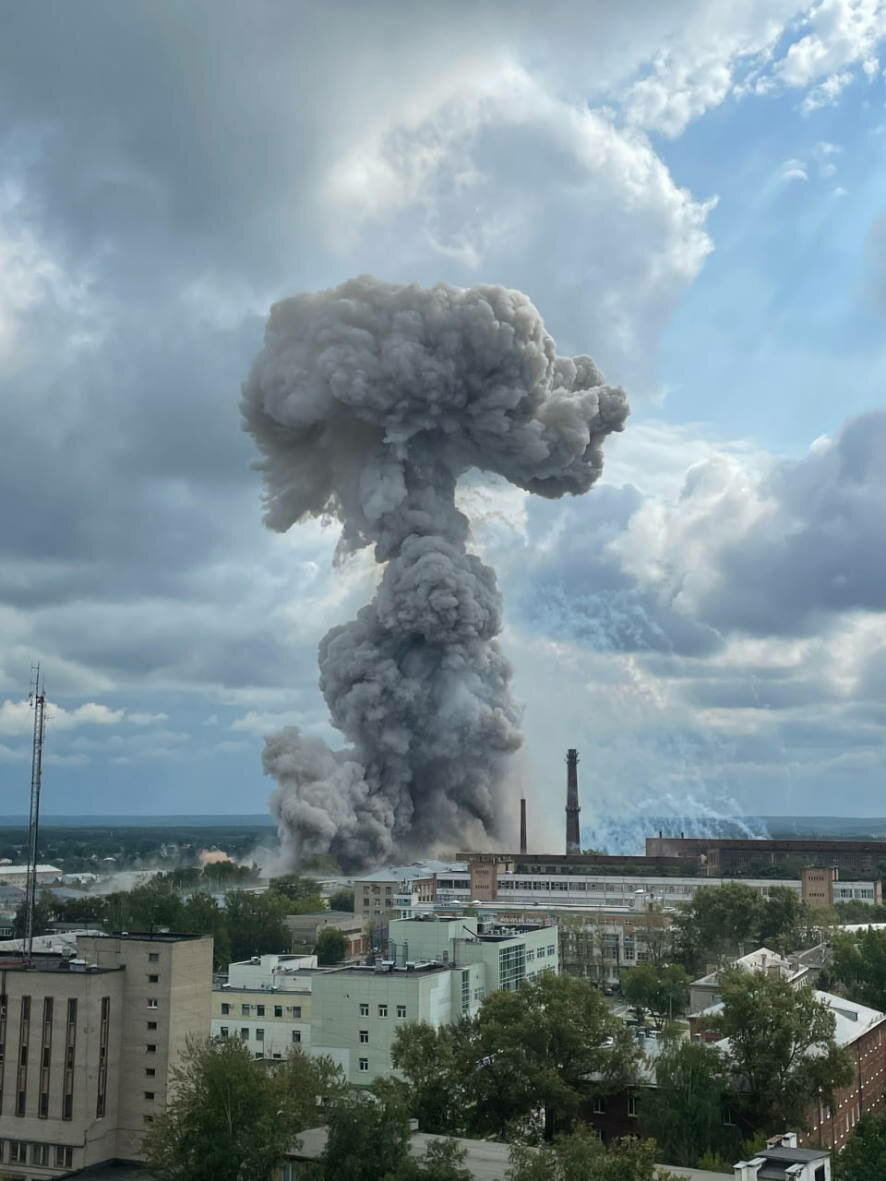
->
(24, 665, 47, 964)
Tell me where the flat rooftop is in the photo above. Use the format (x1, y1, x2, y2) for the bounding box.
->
(327, 962, 449, 976)
(0, 952, 122, 974)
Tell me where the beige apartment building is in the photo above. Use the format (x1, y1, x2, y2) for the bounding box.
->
(0, 931, 212, 1177)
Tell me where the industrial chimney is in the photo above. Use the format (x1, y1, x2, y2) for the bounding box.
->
(565, 749, 580, 856)
(520, 798, 527, 855)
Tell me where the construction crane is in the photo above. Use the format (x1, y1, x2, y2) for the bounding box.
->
(23, 666, 47, 964)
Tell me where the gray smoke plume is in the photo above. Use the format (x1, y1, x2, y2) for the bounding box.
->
(242, 276, 628, 870)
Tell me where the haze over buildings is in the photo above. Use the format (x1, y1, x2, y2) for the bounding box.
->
(1, 3, 886, 831)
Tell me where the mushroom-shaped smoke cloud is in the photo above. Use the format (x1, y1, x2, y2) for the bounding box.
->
(242, 276, 628, 871)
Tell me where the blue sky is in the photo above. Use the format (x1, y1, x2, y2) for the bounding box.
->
(1, 0, 886, 851)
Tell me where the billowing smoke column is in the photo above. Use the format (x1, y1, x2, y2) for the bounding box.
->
(242, 276, 628, 870)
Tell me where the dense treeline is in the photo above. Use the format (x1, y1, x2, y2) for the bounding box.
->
(20, 871, 329, 968)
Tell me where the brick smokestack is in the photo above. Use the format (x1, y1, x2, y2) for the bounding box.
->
(520, 798, 527, 855)
(565, 748, 581, 855)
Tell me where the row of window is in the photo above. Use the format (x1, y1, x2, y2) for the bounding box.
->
(218, 1027, 302, 1044)
(357, 1003, 407, 1018)
(2, 994, 84, 1122)
(220, 1002, 302, 1018)
(0, 1140, 74, 1167)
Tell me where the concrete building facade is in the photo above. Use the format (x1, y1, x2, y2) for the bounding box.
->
(211, 954, 314, 1059)
(0, 931, 212, 1176)
(310, 915, 558, 1084)
(283, 911, 366, 958)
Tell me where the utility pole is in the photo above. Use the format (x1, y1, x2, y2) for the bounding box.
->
(24, 666, 47, 964)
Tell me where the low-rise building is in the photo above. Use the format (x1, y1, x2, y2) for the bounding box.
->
(212, 954, 314, 1059)
(0, 865, 62, 888)
(352, 861, 466, 923)
(283, 911, 366, 958)
(310, 914, 558, 1085)
(0, 930, 212, 1176)
(691, 988, 886, 1152)
(689, 945, 824, 1013)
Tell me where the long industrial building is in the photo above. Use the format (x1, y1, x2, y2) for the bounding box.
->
(646, 834, 886, 877)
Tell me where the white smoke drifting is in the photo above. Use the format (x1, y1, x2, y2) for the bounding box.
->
(242, 276, 628, 870)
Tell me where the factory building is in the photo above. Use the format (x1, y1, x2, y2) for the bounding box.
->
(646, 835, 886, 878)
(310, 914, 558, 1084)
(0, 931, 212, 1177)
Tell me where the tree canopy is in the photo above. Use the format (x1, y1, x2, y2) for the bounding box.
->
(620, 962, 690, 1027)
(315, 927, 347, 964)
(673, 882, 815, 972)
(834, 1112, 886, 1181)
(713, 967, 852, 1135)
(831, 927, 886, 1012)
(142, 1038, 344, 1181)
(506, 1126, 674, 1181)
(641, 1036, 736, 1167)
(391, 972, 637, 1141)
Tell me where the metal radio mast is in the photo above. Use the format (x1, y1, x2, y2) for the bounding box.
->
(24, 666, 47, 964)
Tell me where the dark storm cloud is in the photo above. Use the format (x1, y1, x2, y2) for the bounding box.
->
(698, 412, 886, 636)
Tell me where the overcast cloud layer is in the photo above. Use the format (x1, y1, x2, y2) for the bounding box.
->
(1, 0, 886, 842)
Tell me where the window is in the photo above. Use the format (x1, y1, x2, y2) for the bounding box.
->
(147, 998, 158, 1009)
(359, 1029, 369, 1044)
(148, 952, 160, 963)
(55, 1145, 73, 1168)
(547, 945, 556, 956)
(148, 974, 159, 984)
(146, 1068, 156, 1077)
(241, 1004, 250, 1016)
(359, 1003, 369, 1016)
(256, 1005, 265, 1017)
(146, 1044, 157, 1053)
(240, 1028, 249, 1040)
(221, 1003, 231, 1015)
(145, 1091, 155, 1101)
(256, 1028, 264, 1042)
(592, 1097, 607, 1114)
(292, 1006, 302, 1019)
(498, 944, 526, 992)
(358, 1058, 369, 1072)
(219, 1027, 229, 1038)
(147, 1021, 157, 1031)
(378, 1004, 388, 1017)
(144, 1114, 154, 1124)
(9, 1141, 27, 1163)
(32, 1143, 50, 1165)
(628, 1094, 638, 1118)
(274, 1005, 283, 1018)
(396, 1005, 406, 1018)
(291, 1030, 301, 1044)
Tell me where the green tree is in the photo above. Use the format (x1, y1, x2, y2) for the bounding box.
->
(268, 874, 325, 913)
(180, 892, 231, 969)
(389, 1139, 472, 1181)
(641, 1037, 736, 1166)
(507, 1126, 674, 1181)
(620, 963, 690, 1027)
(13, 891, 56, 938)
(757, 886, 814, 953)
(224, 890, 291, 961)
(469, 971, 638, 1139)
(142, 1037, 298, 1180)
(831, 927, 886, 1011)
(314, 927, 347, 965)
(388, 1020, 473, 1134)
(319, 1089, 410, 1180)
(328, 888, 355, 912)
(835, 1111, 886, 1180)
(672, 882, 765, 972)
(273, 1047, 348, 1129)
(713, 967, 852, 1135)
(51, 894, 108, 926)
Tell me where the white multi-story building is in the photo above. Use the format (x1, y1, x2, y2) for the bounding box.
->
(211, 954, 315, 1059)
(310, 915, 558, 1084)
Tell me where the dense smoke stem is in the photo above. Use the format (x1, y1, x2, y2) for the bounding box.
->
(243, 276, 628, 870)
